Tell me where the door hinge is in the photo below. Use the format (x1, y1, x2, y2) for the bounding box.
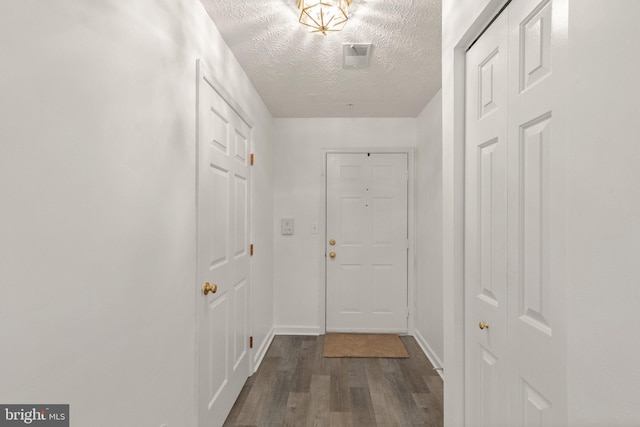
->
(250, 244, 254, 256)
(249, 336, 253, 348)
(250, 153, 254, 166)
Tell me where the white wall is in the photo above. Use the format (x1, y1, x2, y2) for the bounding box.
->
(0, 1, 273, 426)
(272, 118, 416, 333)
(414, 90, 444, 369)
(566, 1, 640, 424)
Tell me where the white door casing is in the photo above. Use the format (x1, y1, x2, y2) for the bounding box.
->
(196, 60, 252, 427)
(325, 152, 409, 333)
(464, 0, 566, 425)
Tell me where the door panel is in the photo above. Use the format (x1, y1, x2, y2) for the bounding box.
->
(479, 347, 500, 426)
(519, 114, 553, 334)
(465, 9, 509, 426)
(233, 279, 248, 370)
(234, 176, 248, 257)
(521, 380, 552, 426)
(326, 153, 408, 333)
(207, 295, 228, 406)
(507, 0, 564, 425)
(197, 62, 251, 427)
(478, 139, 501, 306)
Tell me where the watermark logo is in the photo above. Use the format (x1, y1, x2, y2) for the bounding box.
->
(0, 405, 68, 426)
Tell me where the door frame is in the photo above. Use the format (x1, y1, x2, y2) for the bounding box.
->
(194, 58, 255, 425)
(319, 148, 415, 335)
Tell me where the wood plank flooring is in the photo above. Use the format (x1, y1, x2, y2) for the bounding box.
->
(223, 335, 444, 427)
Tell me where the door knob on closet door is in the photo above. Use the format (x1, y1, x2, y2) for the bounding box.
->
(329, 251, 336, 259)
(203, 282, 218, 295)
(478, 321, 489, 330)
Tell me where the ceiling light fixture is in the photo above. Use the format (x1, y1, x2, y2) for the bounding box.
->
(297, 0, 352, 36)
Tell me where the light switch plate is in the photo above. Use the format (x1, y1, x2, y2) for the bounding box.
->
(281, 218, 294, 235)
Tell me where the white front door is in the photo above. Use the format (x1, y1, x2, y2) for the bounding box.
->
(465, 0, 566, 425)
(325, 152, 408, 333)
(196, 61, 251, 427)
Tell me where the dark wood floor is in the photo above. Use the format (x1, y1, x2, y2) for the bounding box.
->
(223, 335, 444, 427)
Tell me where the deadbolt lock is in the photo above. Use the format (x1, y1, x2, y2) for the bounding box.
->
(329, 239, 336, 246)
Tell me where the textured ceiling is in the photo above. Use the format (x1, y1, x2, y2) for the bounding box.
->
(199, 0, 442, 117)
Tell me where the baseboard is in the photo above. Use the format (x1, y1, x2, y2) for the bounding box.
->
(252, 327, 275, 374)
(273, 325, 321, 336)
(414, 329, 444, 380)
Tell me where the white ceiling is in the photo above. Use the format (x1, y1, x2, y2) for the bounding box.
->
(199, 0, 442, 118)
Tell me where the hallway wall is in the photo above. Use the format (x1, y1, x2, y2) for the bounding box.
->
(415, 90, 444, 368)
(272, 118, 417, 333)
(0, 1, 273, 426)
(566, 1, 640, 423)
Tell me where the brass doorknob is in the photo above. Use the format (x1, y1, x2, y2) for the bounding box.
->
(329, 251, 336, 259)
(479, 321, 489, 330)
(203, 282, 218, 295)
(329, 239, 336, 246)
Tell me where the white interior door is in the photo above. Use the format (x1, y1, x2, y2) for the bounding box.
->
(465, 0, 565, 425)
(196, 61, 251, 427)
(465, 10, 510, 426)
(325, 152, 408, 333)
(506, 0, 565, 424)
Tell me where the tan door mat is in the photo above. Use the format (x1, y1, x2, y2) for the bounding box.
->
(323, 333, 409, 358)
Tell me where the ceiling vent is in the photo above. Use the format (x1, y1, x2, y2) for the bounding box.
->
(342, 43, 372, 69)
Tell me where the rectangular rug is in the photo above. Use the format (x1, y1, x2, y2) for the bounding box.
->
(323, 333, 409, 358)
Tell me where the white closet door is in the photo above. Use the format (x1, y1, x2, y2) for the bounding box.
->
(507, 0, 566, 425)
(465, 0, 567, 426)
(464, 10, 510, 426)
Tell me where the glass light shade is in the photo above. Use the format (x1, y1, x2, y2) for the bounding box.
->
(297, 0, 352, 35)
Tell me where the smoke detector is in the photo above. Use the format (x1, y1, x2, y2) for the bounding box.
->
(342, 43, 372, 69)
